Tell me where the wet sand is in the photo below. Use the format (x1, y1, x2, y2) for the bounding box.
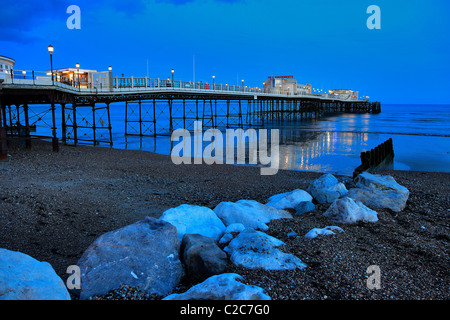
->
(0, 139, 448, 300)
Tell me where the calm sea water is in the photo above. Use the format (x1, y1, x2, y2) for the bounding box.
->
(31, 103, 450, 176)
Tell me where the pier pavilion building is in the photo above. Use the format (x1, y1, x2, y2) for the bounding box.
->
(0, 55, 15, 82)
(263, 76, 311, 96)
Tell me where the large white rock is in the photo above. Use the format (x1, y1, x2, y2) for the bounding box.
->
(348, 172, 409, 212)
(161, 204, 226, 242)
(214, 200, 292, 231)
(266, 189, 313, 210)
(163, 273, 271, 300)
(308, 174, 348, 204)
(323, 197, 378, 224)
(0, 248, 70, 300)
(224, 228, 307, 270)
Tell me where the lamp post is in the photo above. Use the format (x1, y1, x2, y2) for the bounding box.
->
(76, 63, 80, 89)
(171, 69, 174, 87)
(241, 79, 244, 92)
(108, 66, 113, 91)
(22, 70, 26, 79)
(48, 45, 54, 84)
(212, 75, 215, 90)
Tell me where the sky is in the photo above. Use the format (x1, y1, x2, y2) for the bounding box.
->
(1, 0, 450, 104)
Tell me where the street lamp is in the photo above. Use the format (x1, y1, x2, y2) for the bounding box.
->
(22, 70, 26, 79)
(76, 63, 80, 89)
(241, 79, 244, 91)
(171, 69, 174, 87)
(212, 75, 215, 90)
(108, 66, 113, 91)
(48, 45, 54, 84)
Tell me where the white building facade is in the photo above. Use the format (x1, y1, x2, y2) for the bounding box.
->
(0, 55, 15, 81)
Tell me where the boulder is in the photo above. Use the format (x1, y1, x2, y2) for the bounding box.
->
(160, 204, 226, 242)
(214, 200, 292, 231)
(266, 189, 313, 209)
(163, 273, 271, 300)
(294, 201, 316, 215)
(304, 226, 344, 239)
(77, 217, 184, 300)
(0, 248, 71, 300)
(308, 174, 348, 204)
(181, 234, 228, 282)
(224, 228, 307, 270)
(348, 172, 409, 212)
(323, 197, 378, 224)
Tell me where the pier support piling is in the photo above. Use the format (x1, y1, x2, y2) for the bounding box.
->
(0, 98, 7, 161)
(51, 101, 59, 152)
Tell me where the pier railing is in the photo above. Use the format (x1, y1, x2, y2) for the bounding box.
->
(1, 69, 363, 101)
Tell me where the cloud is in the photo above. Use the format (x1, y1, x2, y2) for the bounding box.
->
(0, 0, 246, 44)
(0, 0, 71, 43)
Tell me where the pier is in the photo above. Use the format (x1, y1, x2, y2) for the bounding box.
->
(0, 70, 381, 157)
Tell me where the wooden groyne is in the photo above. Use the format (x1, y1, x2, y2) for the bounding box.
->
(353, 138, 394, 178)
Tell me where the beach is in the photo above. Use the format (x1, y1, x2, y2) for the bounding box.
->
(0, 139, 449, 300)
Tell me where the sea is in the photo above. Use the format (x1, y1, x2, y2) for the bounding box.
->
(29, 103, 450, 176)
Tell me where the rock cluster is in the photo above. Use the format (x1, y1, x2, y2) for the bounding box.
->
(0, 172, 409, 300)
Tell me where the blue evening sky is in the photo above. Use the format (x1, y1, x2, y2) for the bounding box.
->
(1, 0, 449, 104)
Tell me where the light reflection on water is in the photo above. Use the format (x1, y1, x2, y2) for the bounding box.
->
(28, 104, 450, 175)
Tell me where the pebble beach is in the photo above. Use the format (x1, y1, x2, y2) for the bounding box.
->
(0, 139, 449, 300)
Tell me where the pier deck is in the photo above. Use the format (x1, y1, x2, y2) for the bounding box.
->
(0, 76, 380, 156)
